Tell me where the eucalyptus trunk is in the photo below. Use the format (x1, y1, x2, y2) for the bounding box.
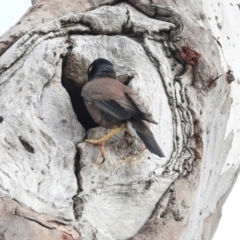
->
(0, 1, 239, 240)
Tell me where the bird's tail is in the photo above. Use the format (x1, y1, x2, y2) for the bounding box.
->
(130, 119, 165, 158)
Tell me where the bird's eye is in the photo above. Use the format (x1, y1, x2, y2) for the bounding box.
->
(88, 65, 93, 73)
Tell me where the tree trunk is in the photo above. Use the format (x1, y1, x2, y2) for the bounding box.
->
(0, 0, 239, 239)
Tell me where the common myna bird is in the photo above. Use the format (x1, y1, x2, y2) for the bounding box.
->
(81, 58, 165, 158)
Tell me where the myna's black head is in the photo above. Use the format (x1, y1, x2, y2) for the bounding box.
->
(87, 58, 116, 81)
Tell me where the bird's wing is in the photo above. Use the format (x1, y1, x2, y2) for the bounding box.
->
(82, 79, 132, 120)
(94, 100, 132, 120)
(117, 91, 158, 124)
(92, 93, 158, 124)
(82, 78, 157, 123)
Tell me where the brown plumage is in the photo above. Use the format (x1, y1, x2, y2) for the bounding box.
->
(81, 58, 165, 158)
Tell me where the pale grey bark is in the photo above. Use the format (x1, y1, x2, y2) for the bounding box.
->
(0, 1, 239, 240)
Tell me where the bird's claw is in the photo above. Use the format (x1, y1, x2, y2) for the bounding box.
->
(85, 139, 106, 159)
(85, 138, 104, 145)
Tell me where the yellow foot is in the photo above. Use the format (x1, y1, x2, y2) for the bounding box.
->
(85, 138, 104, 145)
(85, 124, 126, 145)
(85, 124, 126, 158)
(100, 144, 105, 159)
(85, 139, 106, 158)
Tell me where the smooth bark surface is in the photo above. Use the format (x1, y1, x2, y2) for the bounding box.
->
(0, 0, 239, 240)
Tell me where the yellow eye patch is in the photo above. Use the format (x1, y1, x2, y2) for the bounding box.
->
(88, 65, 93, 73)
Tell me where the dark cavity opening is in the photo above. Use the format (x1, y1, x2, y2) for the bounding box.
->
(61, 47, 98, 131)
(63, 87, 98, 131)
(0, 116, 3, 123)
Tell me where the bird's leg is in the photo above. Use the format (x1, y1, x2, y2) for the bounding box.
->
(85, 124, 126, 157)
(85, 124, 126, 145)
